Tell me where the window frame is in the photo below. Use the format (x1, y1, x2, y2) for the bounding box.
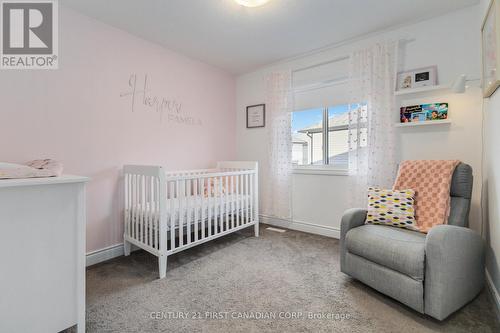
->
(291, 107, 349, 175)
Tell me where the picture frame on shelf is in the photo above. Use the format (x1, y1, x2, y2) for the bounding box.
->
(396, 66, 438, 91)
(482, 0, 500, 98)
(246, 104, 266, 128)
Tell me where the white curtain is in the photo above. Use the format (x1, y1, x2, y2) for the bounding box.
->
(348, 41, 398, 207)
(263, 71, 293, 219)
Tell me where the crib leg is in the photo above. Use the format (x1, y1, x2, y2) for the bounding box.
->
(159, 255, 168, 279)
(124, 240, 131, 256)
(254, 223, 259, 237)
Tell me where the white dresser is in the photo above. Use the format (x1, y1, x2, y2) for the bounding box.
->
(0, 176, 88, 333)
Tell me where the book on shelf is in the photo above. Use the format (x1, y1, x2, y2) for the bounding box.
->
(400, 103, 448, 123)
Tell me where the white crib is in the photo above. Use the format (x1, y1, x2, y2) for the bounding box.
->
(123, 161, 259, 278)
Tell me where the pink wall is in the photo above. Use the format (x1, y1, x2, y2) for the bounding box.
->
(0, 8, 236, 253)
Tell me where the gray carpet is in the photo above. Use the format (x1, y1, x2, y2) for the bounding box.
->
(86, 225, 500, 332)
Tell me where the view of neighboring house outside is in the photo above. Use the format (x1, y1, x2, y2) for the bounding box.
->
(291, 104, 366, 169)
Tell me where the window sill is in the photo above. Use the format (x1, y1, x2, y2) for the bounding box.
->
(292, 167, 349, 176)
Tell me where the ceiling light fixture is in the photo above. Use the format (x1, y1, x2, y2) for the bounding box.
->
(234, 0, 271, 7)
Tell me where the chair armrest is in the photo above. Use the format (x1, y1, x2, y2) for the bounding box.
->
(424, 225, 485, 320)
(340, 208, 367, 272)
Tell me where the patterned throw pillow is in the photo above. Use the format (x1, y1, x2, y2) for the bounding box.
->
(365, 187, 418, 231)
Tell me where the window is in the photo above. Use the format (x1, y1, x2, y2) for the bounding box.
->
(291, 103, 366, 169)
(291, 108, 324, 166)
(291, 56, 366, 171)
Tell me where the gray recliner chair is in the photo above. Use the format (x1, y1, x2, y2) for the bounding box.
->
(340, 163, 485, 320)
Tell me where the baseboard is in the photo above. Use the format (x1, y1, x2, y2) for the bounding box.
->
(260, 214, 340, 239)
(87, 217, 339, 267)
(486, 268, 500, 321)
(86, 243, 124, 267)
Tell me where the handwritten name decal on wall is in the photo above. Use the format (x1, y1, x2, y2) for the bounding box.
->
(120, 74, 202, 126)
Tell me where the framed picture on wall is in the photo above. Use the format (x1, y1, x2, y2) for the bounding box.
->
(246, 104, 266, 128)
(482, 0, 500, 98)
(396, 66, 438, 90)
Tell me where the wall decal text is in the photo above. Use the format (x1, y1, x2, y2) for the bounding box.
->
(120, 74, 201, 126)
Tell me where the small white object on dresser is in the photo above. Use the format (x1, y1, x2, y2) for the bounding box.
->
(0, 175, 89, 333)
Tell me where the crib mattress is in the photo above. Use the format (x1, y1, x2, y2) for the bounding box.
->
(127, 194, 252, 229)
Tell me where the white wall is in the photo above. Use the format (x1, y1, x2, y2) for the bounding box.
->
(480, 0, 500, 310)
(236, 5, 484, 237)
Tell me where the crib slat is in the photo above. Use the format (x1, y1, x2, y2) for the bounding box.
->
(145, 175, 148, 243)
(230, 175, 235, 230)
(169, 181, 175, 251)
(137, 175, 141, 242)
(194, 177, 199, 242)
(145, 175, 149, 242)
(165, 180, 168, 250)
(150, 176, 154, 247)
(132, 174, 135, 240)
(142, 175, 146, 239)
(144, 175, 148, 245)
(138, 175, 142, 242)
(130, 174, 134, 240)
(154, 178, 158, 250)
(156, 177, 159, 250)
(225, 175, 229, 231)
(141, 175, 144, 243)
(220, 176, 223, 232)
(152, 176, 156, 248)
(186, 179, 191, 245)
(148, 176, 153, 247)
(133, 174, 138, 240)
(134, 174, 138, 241)
(142, 175, 146, 244)
(136, 174, 140, 242)
(240, 173, 244, 226)
(221, 176, 225, 232)
(240, 174, 244, 225)
(207, 178, 212, 236)
(201, 178, 206, 239)
(250, 173, 254, 222)
(179, 180, 185, 247)
(127, 174, 134, 237)
(212, 178, 216, 235)
(220, 176, 224, 232)
(140, 175, 144, 243)
(213, 178, 218, 235)
(146, 175, 151, 246)
(218, 176, 222, 233)
(124, 174, 129, 238)
(236, 174, 240, 227)
(248, 174, 252, 223)
(245, 173, 249, 224)
(143, 175, 147, 245)
(158, 178, 162, 250)
(135, 174, 139, 240)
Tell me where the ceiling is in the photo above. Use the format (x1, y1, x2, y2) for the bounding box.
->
(63, 0, 479, 74)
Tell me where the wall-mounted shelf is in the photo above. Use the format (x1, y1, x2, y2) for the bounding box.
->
(395, 84, 450, 96)
(394, 119, 451, 127)
(395, 74, 467, 97)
